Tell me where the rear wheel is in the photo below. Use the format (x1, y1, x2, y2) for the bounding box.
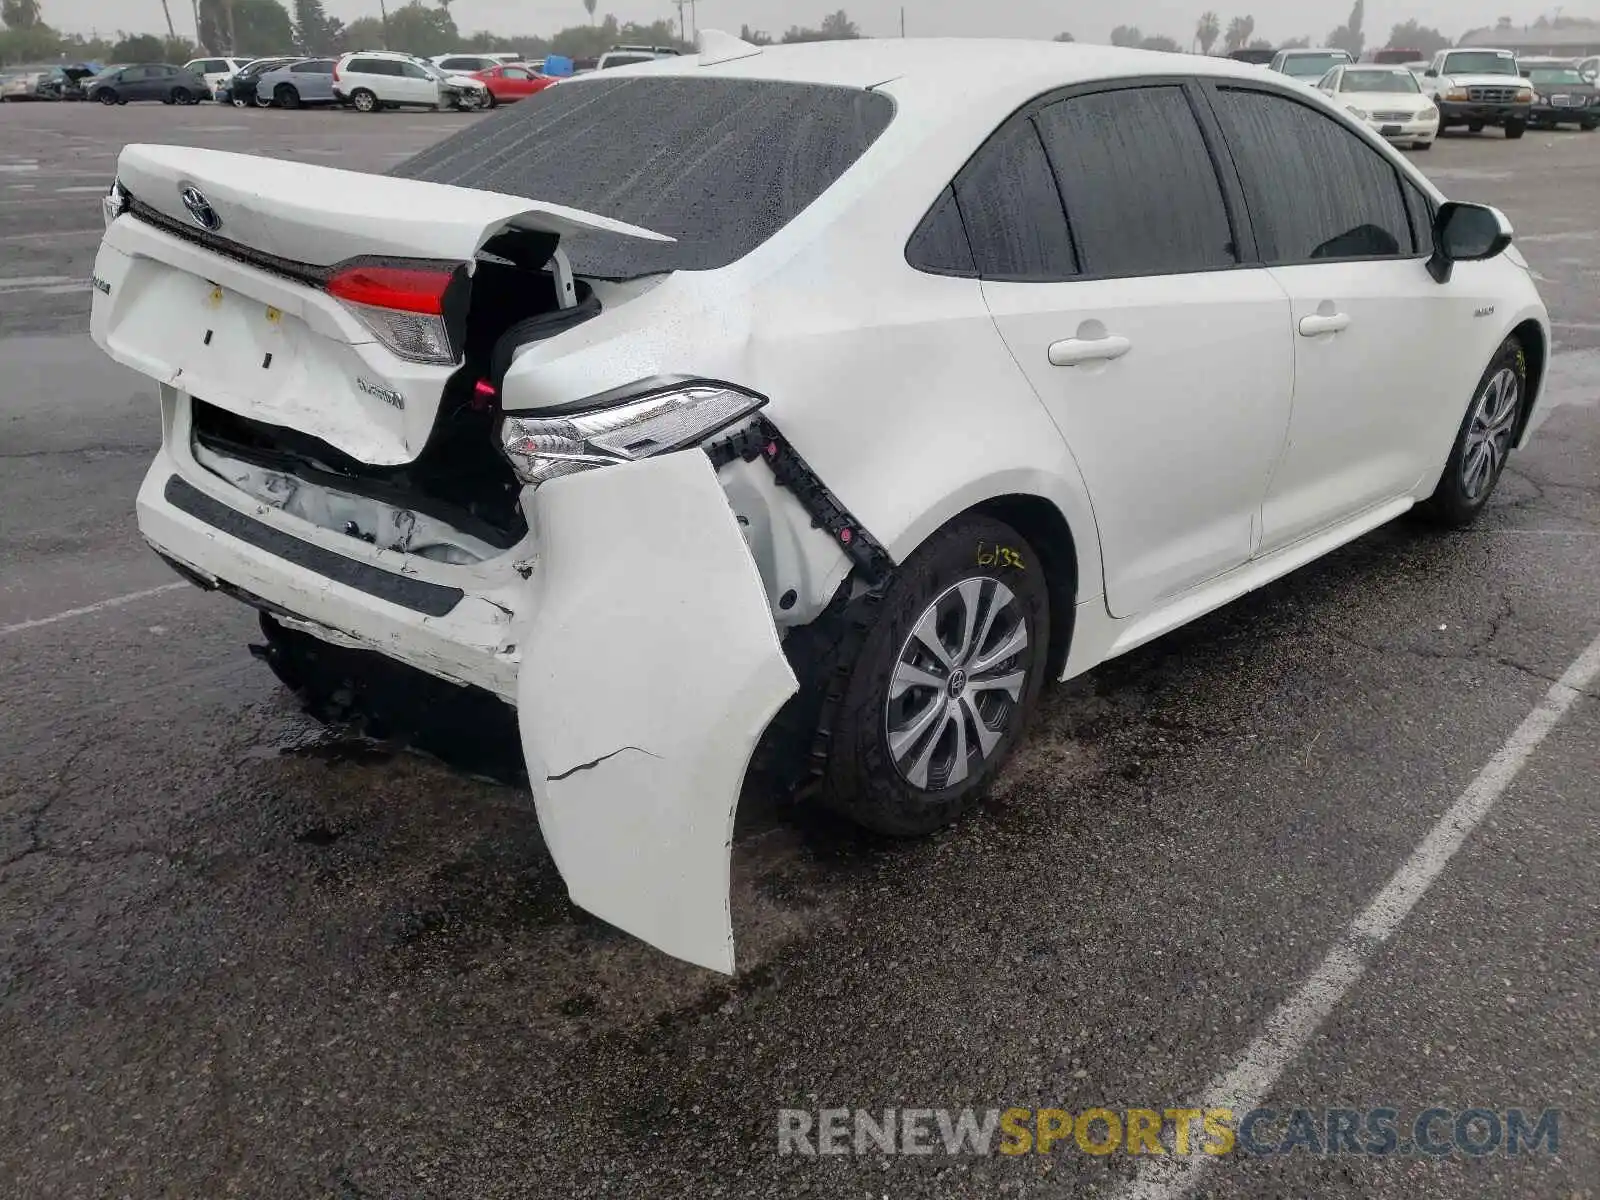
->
(1418, 336, 1527, 528)
(792, 514, 1051, 838)
(171, 87, 194, 105)
(1505, 118, 1527, 139)
(275, 84, 300, 110)
(96, 88, 118, 105)
(351, 88, 378, 113)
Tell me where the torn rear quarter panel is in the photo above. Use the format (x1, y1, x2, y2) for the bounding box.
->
(517, 451, 798, 974)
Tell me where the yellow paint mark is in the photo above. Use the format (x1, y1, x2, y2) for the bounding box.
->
(977, 542, 1026, 571)
(265, 306, 282, 324)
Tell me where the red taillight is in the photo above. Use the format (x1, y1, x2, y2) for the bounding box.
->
(327, 264, 452, 315)
(332, 61, 340, 82)
(326, 260, 465, 366)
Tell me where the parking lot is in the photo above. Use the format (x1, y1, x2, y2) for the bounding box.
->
(1, 99, 1596, 1197)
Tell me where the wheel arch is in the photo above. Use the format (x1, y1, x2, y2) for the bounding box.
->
(971, 493, 1080, 681)
(1508, 316, 1547, 446)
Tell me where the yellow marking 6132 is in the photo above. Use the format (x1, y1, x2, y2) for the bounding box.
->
(978, 543, 1026, 570)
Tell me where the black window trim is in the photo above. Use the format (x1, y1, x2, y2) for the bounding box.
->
(903, 74, 1259, 284)
(1195, 77, 1433, 266)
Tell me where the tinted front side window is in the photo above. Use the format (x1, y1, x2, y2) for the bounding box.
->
(1211, 88, 1413, 262)
(1035, 86, 1234, 277)
(394, 78, 894, 279)
(951, 116, 1076, 280)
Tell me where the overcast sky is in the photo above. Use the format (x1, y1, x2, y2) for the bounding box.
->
(57, 1, 1551, 46)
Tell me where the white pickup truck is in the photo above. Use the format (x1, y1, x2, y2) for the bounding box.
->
(1420, 47, 1534, 138)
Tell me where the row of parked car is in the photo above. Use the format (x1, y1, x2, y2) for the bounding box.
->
(1233, 44, 1600, 149)
(1, 44, 681, 114)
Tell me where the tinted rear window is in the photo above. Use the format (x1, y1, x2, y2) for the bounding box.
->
(392, 77, 895, 278)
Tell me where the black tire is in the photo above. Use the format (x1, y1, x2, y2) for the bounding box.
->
(1467, 120, 1485, 133)
(1417, 336, 1528, 527)
(171, 87, 193, 105)
(254, 89, 274, 108)
(1505, 118, 1527, 139)
(1413, 141, 1433, 151)
(1583, 121, 1599, 131)
(485, 90, 498, 108)
(96, 88, 117, 105)
(351, 88, 378, 113)
(789, 514, 1051, 838)
(275, 84, 300, 110)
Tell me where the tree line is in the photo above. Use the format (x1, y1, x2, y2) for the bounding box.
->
(2, 0, 1456, 69)
(1075, 6, 1451, 58)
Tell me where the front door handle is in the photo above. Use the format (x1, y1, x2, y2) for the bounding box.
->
(1048, 335, 1132, 367)
(1298, 312, 1351, 337)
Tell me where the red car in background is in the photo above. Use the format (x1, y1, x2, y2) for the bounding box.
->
(471, 64, 558, 107)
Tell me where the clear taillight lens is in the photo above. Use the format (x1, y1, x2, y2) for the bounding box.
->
(500, 382, 767, 488)
(103, 179, 129, 229)
(326, 261, 465, 366)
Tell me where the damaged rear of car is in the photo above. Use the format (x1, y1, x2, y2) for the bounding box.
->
(91, 64, 973, 973)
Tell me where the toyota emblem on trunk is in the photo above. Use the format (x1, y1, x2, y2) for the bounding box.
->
(180, 186, 221, 232)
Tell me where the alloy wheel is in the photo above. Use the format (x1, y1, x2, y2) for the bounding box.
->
(885, 577, 1031, 791)
(1461, 366, 1520, 500)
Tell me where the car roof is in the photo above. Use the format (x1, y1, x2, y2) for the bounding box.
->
(616, 37, 1277, 89)
(561, 38, 1363, 136)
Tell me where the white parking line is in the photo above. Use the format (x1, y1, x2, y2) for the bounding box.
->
(0, 583, 188, 639)
(0, 228, 101, 244)
(1116, 628, 1600, 1200)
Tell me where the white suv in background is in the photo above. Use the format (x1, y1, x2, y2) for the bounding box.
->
(595, 44, 682, 70)
(333, 51, 442, 112)
(431, 53, 521, 73)
(182, 56, 249, 99)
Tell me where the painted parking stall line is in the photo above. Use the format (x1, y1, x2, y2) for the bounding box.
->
(0, 582, 188, 639)
(1116, 628, 1600, 1200)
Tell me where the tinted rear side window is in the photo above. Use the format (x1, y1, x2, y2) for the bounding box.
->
(1035, 86, 1235, 277)
(393, 77, 894, 278)
(905, 186, 975, 276)
(1210, 87, 1414, 262)
(950, 116, 1076, 280)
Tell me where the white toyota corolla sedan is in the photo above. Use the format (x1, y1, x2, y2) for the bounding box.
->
(89, 35, 1549, 972)
(1317, 63, 1442, 149)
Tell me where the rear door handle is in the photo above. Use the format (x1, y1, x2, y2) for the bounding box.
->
(1048, 335, 1132, 367)
(1298, 312, 1351, 337)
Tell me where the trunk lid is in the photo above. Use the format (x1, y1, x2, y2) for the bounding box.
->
(93, 145, 672, 466)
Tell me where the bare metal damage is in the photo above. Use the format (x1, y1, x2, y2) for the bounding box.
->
(517, 451, 798, 974)
(193, 443, 501, 565)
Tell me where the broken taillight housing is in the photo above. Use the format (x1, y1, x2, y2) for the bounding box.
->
(499, 381, 767, 488)
(326, 260, 468, 366)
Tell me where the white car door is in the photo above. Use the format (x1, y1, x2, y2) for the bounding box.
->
(1205, 83, 1489, 553)
(970, 83, 1294, 618)
(397, 60, 439, 106)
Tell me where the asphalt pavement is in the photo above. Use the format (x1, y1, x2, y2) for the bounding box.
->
(0, 101, 1596, 1198)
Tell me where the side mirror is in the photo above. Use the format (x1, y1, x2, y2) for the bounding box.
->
(1424, 68, 1438, 77)
(1428, 202, 1514, 284)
